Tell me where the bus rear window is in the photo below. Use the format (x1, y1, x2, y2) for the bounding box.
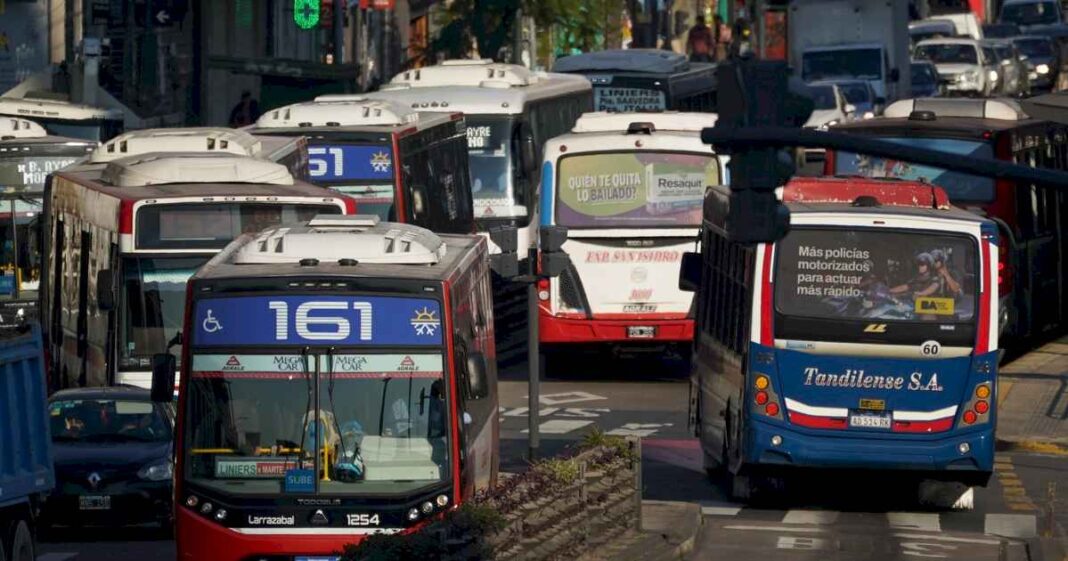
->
(136, 203, 341, 250)
(775, 228, 977, 323)
(555, 152, 717, 228)
(834, 137, 995, 202)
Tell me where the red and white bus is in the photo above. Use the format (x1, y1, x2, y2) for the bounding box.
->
(41, 153, 354, 392)
(153, 216, 498, 560)
(537, 112, 724, 367)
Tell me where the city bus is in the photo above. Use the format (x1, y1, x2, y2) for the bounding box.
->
(552, 49, 718, 113)
(365, 60, 593, 253)
(250, 97, 474, 233)
(41, 153, 355, 392)
(681, 177, 999, 509)
(0, 117, 95, 316)
(537, 112, 723, 368)
(829, 97, 1068, 343)
(154, 215, 498, 560)
(0, 97, 124, 142)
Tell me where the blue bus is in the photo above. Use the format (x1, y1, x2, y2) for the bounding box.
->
(680, 177, 999, 509)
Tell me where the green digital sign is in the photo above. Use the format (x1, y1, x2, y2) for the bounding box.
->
(294, 0, 320, 29)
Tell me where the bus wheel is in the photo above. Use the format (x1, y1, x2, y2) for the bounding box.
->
(918, 480, 975, 511)
(730, 473, 755, 501)
(7, 520, 34, 561)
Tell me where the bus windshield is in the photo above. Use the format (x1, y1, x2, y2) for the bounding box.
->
(119, 256, 208, 370)
(135, 202, 341, 250)
(775, 228, 977, 325)
(802, 48, 882, 81)
(307, 143, 396, 221)
(466, 116, 524, 219)
(185, 294, 450, 496)
(555, 151, 716, 228)
(834, 137, 995, 202)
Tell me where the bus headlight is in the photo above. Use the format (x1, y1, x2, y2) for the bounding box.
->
(138, 459, 174, 481)
(421, 501, 434, 515)
(407, 508, 420, 522)
(435, 494, 450, 508)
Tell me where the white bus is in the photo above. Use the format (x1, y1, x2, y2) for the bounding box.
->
(537, 112, 724, 368)
(249, 97, 474, 233)
(359, 60, 593, 253)
(0, 117, 95, 313)
(0, 97, 124, 142)
(41, 153, 355, 392)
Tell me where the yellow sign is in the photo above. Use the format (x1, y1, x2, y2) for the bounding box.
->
(914, 297, 955, 316)
(859, 398, 885, 411)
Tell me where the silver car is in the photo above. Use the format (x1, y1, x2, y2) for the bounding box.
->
(914, 38, 999, 97)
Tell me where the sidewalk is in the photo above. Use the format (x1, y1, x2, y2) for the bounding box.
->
(997, 336, 1068, 453)
(576, 501, 701, 561)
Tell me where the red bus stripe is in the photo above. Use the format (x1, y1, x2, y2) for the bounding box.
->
(760, 245, 774, 346)
(976, 241, 991, 354)
(442, 281, 462, 505)
(788, 410, 848, 430)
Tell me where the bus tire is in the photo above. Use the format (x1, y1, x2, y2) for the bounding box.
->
(7, 520, 33, 561)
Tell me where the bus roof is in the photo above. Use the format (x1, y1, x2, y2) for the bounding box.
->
(883, 98, 1028, 121)
(0, 117, 47, 139)
(571, 111, 718, 133)
(552, 49, 714, 76)
(369, 61, 591, 115)
(253, 98, 458, 134)
(195, 219, 483, 283)
(0, 97, 123, 122)
(89, 127, 266, 163)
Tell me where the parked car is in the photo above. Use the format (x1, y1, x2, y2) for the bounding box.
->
(910, 59, 945, 97)
(914, 38, 998, 97)
(982, 22, 1023, 38)
(816, 79, 881, 118)
(41, 387, 175, 530)
(803, 83, 856, 130)
(909, 19, 958, 46)
(987, 39, 1032, 96)
(1014, 35, 1059, 90)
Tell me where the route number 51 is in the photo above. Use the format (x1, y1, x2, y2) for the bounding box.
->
(309, 147, 344, 178)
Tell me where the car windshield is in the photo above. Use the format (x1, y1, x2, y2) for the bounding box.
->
(50, 398, 171, 442)
(834, 137, 996, 202)
(465, 116, 525, 219)
(775, 228, 977, 324)
(836, 83, 872, 104)
(809, 86, 838, 109)
(119, 256, 209, 371)
(1001, 1, 1059, 26)
(911, 64, 939, 84)
(1015, 38, 1054, 57)
(555, 151, 717, 228)
(915, 43, 979, 64)
(801, 48, 882, 81)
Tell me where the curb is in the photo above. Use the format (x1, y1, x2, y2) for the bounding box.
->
(643, 500, 703, 560)
(996, 439, 1068, 458)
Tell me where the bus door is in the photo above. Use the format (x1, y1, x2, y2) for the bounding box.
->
(551, 150, 713, 323)
(767, 223, 993, 440)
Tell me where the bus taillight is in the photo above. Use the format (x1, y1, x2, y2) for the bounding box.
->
(537, 279, 550, 301)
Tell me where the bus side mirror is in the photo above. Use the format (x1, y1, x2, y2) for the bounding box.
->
(96, 269, 116, 311)
(151, 353, 176, 403)
(679, 252, 701, 292)
(466, 352, 489, 400)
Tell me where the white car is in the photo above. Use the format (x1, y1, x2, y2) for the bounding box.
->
(914, 38, 999, 97)
(803, 83, 856, 130)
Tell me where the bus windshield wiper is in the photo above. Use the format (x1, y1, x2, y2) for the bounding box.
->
(287, 347, 313, 473)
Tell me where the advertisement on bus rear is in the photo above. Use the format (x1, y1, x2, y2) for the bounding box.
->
(556, 152, 716, 228)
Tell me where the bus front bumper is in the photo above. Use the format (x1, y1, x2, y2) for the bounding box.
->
(177, 508, 399, 561)
(539, 313, 694, 344)
(746, 417, 994, 485)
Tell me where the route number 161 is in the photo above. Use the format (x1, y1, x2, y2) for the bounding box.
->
(268, 301, 373, 341)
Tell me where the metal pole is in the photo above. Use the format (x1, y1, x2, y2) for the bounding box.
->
(527, 247, 540, 462)
(10, 200, 18, 300)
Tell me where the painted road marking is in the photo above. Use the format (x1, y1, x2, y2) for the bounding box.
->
(701, 504, 743, 516)
(994, 454, 1039, 512)
(722, 525, 827, 533)
(532, 391, 608, 406)
(782, 510, 839, 525)
(984, 513, 1038, 538)
(892, 533, 1003, 545)
(520, 419, 594, 434)
(888, 512, 941, 532)
(900, 542, 956, 558)
(606, 423, 673, 437)
(777, 536, 831, 550)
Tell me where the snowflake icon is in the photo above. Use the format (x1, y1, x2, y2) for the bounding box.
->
(410, 307, 440, 337)
(370, 151, 392, 173)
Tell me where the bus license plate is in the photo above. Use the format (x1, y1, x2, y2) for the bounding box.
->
(849, 412, 891, 429)
(79, 495, 111, 510)
(627, 326, 656, 339)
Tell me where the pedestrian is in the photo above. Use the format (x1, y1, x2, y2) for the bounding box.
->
(228, 90, 261, 128)
(715, 15, 730, 61)
(686, 15, 714, 63)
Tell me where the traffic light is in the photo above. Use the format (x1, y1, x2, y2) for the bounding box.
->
(705, 59, 811, 244)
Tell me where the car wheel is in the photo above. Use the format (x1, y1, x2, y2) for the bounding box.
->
(7, 521, 33, 561)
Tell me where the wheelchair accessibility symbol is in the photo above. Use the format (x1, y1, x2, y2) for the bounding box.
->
(202, 310, 223, 333)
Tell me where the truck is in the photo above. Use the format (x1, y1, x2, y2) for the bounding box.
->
(787, 0, 911, 103)
(0, 324, 54, 561)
